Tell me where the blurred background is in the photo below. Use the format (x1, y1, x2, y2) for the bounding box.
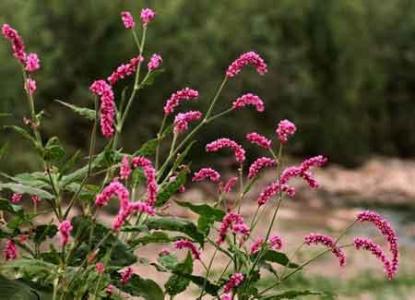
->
(1, 0, 415, 299)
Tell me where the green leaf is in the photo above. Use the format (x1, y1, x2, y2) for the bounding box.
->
(0, 276, 40, 300)
(113, 274, 163, 300)
(134, 138, 159, 157)
(60, 152, 105, 187)
(0, 172, 49, 189)
(43, 137, 65, 162)
(4, 126, 38, 149)
(262, 289, 324, 299)
(165, 253, 193, 296)
(257, 250, 299, 268)
(176, 273, 220, 296)
(0, 199, 24, 215)
(157, 253, 179, 271)
(56, 100, 96, 121)
(33, 225, 58, 244)
(129, 231, 172, 247)
(0, 259, 58, 283)
(0, 143, 8, 160)
(129, 216, 204, 245)
(175, 201, 225, 235)
(0, 183, 54, 200)
(156, 169, 187, 207)
(171, 141, 196, 171)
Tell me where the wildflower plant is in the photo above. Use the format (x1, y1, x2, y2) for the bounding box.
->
(0, 7, 399, 300)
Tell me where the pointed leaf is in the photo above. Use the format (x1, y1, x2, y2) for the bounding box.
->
(0, 183, 53, 200)
(56, 100, 96, 121)
(156, 169, 187, 207)
(262, 289, 325, 299)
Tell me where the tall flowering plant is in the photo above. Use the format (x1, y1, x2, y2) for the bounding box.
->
(0, 8, 399, 300)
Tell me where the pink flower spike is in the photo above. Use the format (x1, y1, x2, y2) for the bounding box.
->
(121, 11, 135, 29)
(205, 138, 246, 163)
(59, 220, 73, 247)
(96, 262, 105, 274)
(269, 234, 283, 250)
(354, 237, 394, 279)
(25, 78, 37, 95)
(89, 80, 116, 138)
(256, 181, 296, 206)
(1, 24, 26, 64)
(223, 176, 238, 193)
(226, 51, 268, 78)
(174, 111, 202, 134)
(3, 239, 18, 261)
(11, 193, 22, 204)
(276, 119, 296, 144)
(140, 8, 156, 26)
(220, 293, 233, 300)
(250, 238, 265, 254)
(246, 132, 271, 149)
(106, 284, 114, 295)
(248, 157, 276, 179)
(120, 267, 133, 284)
(356, 211, 399, 276)
(174, 239, 201, 260)
(107, 55, 144, 85)
(163, 87, 199, 115)
(217, 212, 250, 244)
(233, 93, 265, 112)
(25, 53, 40, 72)
(304, 233, 346, 267)
(95, 181, 130, 210)
(131, 156, 158, 206)
(31, 195, 41, 205)
(223, 273, 244, 293)
(148, 53, 163, 71)
(192, 167, 221, 183)
(120, 156, 132, 180)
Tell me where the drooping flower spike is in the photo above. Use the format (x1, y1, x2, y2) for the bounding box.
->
(140, 8, 156, 26)
(217, 212, 250, 244)
(120, 267, 133, 284)
(250, 234, 283, 254)
(120, 156, 132, 180)
(3, 239, 18, 261)
(248, 157, 276, 179)
(354, 237, 394, 279)
(174, 239, 201, 260)
(205, 138, 246, 163)
(304, 233, 346, 267)
(246, 132, 271, 149)
(59, 220, 73, 247)
(223, 273, 244, 293)
(11, 193, 22, 204)
(121, 11, 135, 29)
(131, 156, 158, 206)
(276, 119, 296, 144)
(192, 167, 221, 183)
(148, 53, 163, 71)
(90, 80, 116, 138)
(226, 51, 268, 78)
(232, 93, 265, 112)
(356, 211, 399, 276)
(174, 111, 202, 134)
(163, 87, 199, 115)
(107, 55, 144, 85)
(256, 181, 295, 206)
(222, 176, 238, 193)
(1, 24, 26, 64)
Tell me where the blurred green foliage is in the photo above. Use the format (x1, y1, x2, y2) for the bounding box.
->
(1, 0, 415, 171)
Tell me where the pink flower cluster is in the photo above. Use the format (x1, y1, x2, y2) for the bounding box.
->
(355, 211, 399, 278)
(25, 79, 36, 96)
(279, 155, 327, 188)
(174, 111, 202, 134)
(120, 267, 133, 284)
(11, 193, 22, 204)
(217, 212, 250, 244)
(174, 239, 201, 260)
(192, 167, 221, 183)
(3, 239, 18, 261)
(220, 176, 238, 193)
(1, 24, 26, 63)
(248, 157, 276, 179)
(31, 195, 41, 205)
(25, 53, 40, 72)
(163, 87, 199, 115)
(223, 272, 244, 293)
(107, 55, 144, 85)
(148, 53, 163, 71)
(95, 180, 155, 230)
(226, 51, 268, 78)
(59, 220, 73, 247)
(120, 156, 132, 180)
(90, 80, 116, 138)
(353, 237, 394, 279)
(256, 181, 295, 206)
(304, 233, 346, 267)
(96, 262, 105, 274)
(131, 156, 158, 206)
(140, 8, 156, 26)
(121, 11, 135, 29)
(276, 119, 296, 144)
(220, 293, 232, 300)
(250, 234, 283, 254)
(232, 93, 265, 112)
(246, 132, 271, 149)
(205, 138, 246, 163)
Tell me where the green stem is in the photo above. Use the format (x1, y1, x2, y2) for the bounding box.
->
(198, 247, 218, 300)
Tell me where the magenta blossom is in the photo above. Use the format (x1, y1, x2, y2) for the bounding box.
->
(3, 239, 18, 261)
(90, 80, 116, 138)
(174, 111, 202, 134)
(11, 193, 22, 204)
(96, 262, 105, 274)
(148, 53, 163, 71)
(205, 138, 246, 163)
(232, 93, 265, 112)
(174, 239, 201, 260)
(223, 273, 244, 293)
(248, 157, 276, 179)
(256, 181, 295, 206)
(121, 11, 135, 29)
(120, 156, 132, 181)
(25, 53, 40, 72)
(140, 8, 156, 26)
(1, 24, 26, 63)
(221, 176, 238, 193)
(192, 167, 221, 183)
(25, 78, 37, 95)
(217, 212, 250, 244)
(276, 119, 296, 144)
(107, 55, 143, 85)
(120, 267, 133, 284)
(163, 87, 199, 115)
(59, 220, 73, 247)
(226, 51, 268, 78)
(131, 156, 158, 206)
(304, 233, 346, 267)
(246, 132, 271, 149)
